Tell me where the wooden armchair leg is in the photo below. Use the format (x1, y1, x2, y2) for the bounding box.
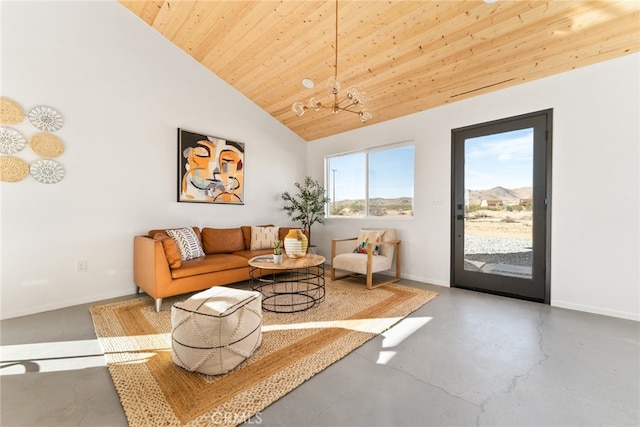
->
(366, 276, 401, 289)
(365, 240, 402, 290)
(331, 265, 351, 282)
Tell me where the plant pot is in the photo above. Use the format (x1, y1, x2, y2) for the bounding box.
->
(284, 229, 308, 258)
(273, 254, 283, 264)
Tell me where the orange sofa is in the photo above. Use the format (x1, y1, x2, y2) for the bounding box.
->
(134, 225, 296, 311)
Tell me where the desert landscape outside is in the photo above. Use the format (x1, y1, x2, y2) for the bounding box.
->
(329, 185, 534, 279)
(464, 186, 533, 278)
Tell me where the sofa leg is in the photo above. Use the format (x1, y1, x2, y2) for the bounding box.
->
(136, 286, 141, 295)
(155, 298, 162, 312)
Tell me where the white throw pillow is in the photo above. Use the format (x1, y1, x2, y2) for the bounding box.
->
(166, 228, 205, 261)
(250, 226, 279, 250)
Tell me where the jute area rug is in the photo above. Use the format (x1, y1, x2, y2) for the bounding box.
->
(90, 278, 437, 426)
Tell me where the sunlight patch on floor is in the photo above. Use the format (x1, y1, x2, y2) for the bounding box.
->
(262, 317, 404, 334)
(376, 316, 432, 365)
(0, 339, 105, 375)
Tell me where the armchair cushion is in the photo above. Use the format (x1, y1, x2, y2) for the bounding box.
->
(333, 252, 393, 275)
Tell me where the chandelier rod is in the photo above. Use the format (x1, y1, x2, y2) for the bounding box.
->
(334, 0, 339, 83)
(333, 0, 339, 109)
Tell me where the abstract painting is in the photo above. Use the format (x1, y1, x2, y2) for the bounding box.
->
(177, 129, 245, 204)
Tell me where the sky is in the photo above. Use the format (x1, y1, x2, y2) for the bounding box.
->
(327, 129, 533, 202)
(328, 145, 414, 201)
(465, 128, 533, 190)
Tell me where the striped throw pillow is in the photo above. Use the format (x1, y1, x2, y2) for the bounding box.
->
(166, 228, 205, 261)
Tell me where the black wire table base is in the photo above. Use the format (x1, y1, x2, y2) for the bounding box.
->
(249, 264, 325, 313)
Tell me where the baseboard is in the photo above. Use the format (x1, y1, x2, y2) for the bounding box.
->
(552, 300, 640, 322)
(329, 267, 450, 288)
(0, 288, 137, 320)
(399, 273, 449, 287)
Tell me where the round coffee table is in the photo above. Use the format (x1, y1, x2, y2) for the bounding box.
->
(248, 254, 325, 313)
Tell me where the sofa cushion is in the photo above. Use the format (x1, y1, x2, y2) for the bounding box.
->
(250, 226, 279, 250)
(232, 249, 273, 260)
(153, 233, 182, 269)
(166, 228, 206, 261)
(170, 254, 248, 279)
(202, 227, 245, 254)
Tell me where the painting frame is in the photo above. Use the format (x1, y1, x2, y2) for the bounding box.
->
(177, 128, 245, 204)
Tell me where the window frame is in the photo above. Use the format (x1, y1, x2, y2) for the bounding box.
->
(325, 141, 415, 219)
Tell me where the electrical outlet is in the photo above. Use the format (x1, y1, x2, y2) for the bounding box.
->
(77, 260, 87, 273)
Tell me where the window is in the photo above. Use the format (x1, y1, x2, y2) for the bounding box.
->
(327, 143, 414, 217)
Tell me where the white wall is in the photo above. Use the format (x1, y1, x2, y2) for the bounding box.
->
(0, 1, 305, 319)
(308, 54, 640, 321)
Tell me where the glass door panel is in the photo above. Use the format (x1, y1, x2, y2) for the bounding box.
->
(464, 129, 533, 280)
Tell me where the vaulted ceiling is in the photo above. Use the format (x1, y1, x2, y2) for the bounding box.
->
(118, 1, 640, 141)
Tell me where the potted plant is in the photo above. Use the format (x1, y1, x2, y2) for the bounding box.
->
(273, 240, 283, 264)
(281, 176, 331, 246)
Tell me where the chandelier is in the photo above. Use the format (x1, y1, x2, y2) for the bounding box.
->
(291, 0, 373, 123)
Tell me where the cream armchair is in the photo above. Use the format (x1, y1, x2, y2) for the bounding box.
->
(331, 228, 402, 289)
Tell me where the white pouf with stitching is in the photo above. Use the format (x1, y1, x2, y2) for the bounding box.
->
(171, 286, 262, 375)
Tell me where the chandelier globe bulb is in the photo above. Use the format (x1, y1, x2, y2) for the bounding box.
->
(359, 109, 373, 123)
(292, 102, 306, 116)
(309, 97, 322, 111)
(327, 77, 341, 94)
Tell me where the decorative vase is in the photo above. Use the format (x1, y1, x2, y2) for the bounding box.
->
(273, 254, 283, 264)
(284, 229, 308, 258)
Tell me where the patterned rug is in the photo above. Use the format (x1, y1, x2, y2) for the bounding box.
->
(90, 278, 437, 426)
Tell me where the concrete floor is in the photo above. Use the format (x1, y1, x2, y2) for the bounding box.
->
(1, 281, 638, 427)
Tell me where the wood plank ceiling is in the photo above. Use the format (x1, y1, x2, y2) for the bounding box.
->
(118, 1, 640, 141)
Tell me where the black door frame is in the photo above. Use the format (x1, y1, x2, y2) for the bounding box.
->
(450, 109, 552, 304)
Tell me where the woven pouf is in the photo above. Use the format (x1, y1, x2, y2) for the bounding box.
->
(171, 286, 262, 375)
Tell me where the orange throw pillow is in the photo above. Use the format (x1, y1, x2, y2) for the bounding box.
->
(153, 233, 182, 269)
